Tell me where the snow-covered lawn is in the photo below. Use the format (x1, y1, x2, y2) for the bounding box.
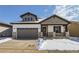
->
(0, 37, 12, 43)
(39, 37, 79, 50)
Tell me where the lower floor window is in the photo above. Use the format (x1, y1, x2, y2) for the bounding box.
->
(54, 26, 61, 33)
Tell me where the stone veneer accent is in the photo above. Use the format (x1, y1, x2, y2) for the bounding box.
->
(48, 32, 53, 37)
(12, 32, 17, 39)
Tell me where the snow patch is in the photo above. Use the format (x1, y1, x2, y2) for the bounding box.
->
(39, 38, 79, 50)
(0, 37, 12, 43)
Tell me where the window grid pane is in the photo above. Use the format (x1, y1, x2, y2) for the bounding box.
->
(54, 26, 61, 33)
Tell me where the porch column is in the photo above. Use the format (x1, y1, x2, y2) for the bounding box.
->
(61, 26, 65, 33)
(53, 32, 56, 37)
(40, 32, 43, 37)
(61, 26, 65, 36)
(48, 25, 53, 37)
(65, 25, 70, 38)
(66, 32, 69, 37)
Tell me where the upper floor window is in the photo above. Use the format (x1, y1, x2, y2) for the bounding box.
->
(25, 18, 27, 21)
(23, 17, 33, 21)
(21, 12, 38, 21)
(28, 17, 30, 21)
(30, 17, 32, 21)
(23, 18, 27, 21)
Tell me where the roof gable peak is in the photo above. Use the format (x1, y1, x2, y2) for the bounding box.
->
(39, 14, 70, 24)
(20, 12, 37, 18)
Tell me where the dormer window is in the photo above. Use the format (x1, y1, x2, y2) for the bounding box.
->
(31, 17, 32, 21)
(23, 17, 33, 21)
(28, 18, 30, 21)
(25, 18, 27, 21)
(27, 17, 32, 21)
(20, 12, 38, 21)
(23, 18, 27, 21)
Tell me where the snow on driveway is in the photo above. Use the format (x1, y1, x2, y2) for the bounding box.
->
(39, 38, 79, 50)
(0, 37, 12, 43)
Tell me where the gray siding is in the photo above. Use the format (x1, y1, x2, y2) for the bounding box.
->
(41, 16, 68, 24)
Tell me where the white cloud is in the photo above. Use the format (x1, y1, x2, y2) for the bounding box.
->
(53, 5, 79, 21)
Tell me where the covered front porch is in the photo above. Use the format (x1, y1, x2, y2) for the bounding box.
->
(39, 15, 70, 39)
(40, 24, 69, 39)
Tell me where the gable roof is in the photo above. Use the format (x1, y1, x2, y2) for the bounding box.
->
(12, 14, 71, 25)
(0, 22, 12, 27)
(20, 12, 37, 18)
(20, 12, 38, 21)
(40, 15, 70, 24)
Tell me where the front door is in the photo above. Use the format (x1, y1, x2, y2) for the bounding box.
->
(42, 26, 47, 36)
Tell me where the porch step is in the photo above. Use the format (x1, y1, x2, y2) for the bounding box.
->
(43, 36, 69, 39)
(53, 36, 69, 39)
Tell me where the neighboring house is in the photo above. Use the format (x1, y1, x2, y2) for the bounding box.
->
(11, 12, 70, 39)
(68, 21, 79, 37)
(0, 23, 12, 37)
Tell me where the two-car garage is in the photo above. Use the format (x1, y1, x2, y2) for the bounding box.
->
(17, 28, 38, 39)
(12, 24, 41, 39)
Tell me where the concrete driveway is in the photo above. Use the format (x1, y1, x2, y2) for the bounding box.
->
(0, 39, 48, 53)
(0, 40, 37, 50)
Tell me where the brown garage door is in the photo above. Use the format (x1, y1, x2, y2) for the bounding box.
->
(17, 28, 38, 39)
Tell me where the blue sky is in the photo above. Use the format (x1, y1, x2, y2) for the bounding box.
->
(0, 5, 79, 23)
(0, 5, 55, 23)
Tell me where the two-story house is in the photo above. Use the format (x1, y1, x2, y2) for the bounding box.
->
(11, 12, 70, 39)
